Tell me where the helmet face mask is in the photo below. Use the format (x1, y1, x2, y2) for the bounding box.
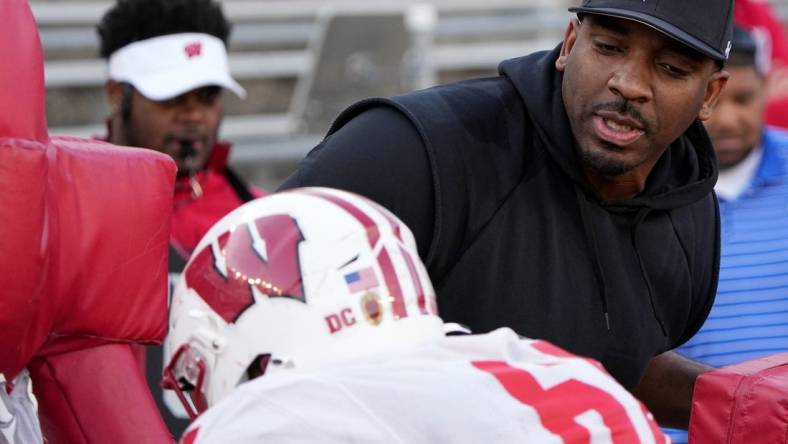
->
(163, 188, 443, 414)
(161, 344, 209, 419)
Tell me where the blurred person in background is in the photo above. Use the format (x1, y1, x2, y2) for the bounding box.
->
(97, 0, 264, 435)
(665, 26, 788, 444)
(98, 0, 264, 264)
(736, 0, 788, 127)
(163, 187, 667, 443)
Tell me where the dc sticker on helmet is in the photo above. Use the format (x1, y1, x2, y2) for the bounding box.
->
(184, 214, 306, 323)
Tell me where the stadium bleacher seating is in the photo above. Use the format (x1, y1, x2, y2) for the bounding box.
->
(39, 0, 788, 187)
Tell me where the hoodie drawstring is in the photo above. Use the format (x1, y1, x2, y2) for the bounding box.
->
(630, 208, 668, 337)
(574, 187, 611, 331)
(575, 188, 669, 337)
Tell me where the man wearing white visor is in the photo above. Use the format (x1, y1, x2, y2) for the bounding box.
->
(97, 0, 264, 436)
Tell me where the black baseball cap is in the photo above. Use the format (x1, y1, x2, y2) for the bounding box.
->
(729, 25, 767, 74)
(569, 0, 734, 61)
(731, 25, 758, 56)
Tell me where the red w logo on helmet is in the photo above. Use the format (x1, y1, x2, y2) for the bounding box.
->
(184, 215, 305, 323)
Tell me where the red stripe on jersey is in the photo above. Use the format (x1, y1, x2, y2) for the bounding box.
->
(301, 189, 380, 247)
(472, 361, 644, 444)
(400, 244, 427, 314)
(639, 403, 665, 443)
(180, 427, 200, 444)
(377, 248, 407, 319)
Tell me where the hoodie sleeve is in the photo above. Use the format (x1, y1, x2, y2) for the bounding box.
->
(675, 192, 721, 348)
(278, 106, 435, 259)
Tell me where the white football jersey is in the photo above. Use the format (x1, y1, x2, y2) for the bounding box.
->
(181, 328, 668, 444)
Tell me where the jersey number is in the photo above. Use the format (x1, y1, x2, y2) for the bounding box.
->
(473, 353, 663, 443)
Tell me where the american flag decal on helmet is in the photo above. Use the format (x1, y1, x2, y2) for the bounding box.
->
(299, 188, 437, 320)
(344, 267, 379, 293)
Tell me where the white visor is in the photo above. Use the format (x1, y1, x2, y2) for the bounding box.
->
(108, 32, 246, 101)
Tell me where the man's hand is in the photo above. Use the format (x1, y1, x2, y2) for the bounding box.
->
(632, 351, 712, 429)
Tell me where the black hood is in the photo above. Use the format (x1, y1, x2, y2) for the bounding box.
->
(498, 45, 718, 211)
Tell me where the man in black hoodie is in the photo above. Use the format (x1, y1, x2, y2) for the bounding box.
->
(280, 0, 731, 428)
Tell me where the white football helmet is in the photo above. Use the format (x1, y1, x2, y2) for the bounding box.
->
(162, 187, 443, 417)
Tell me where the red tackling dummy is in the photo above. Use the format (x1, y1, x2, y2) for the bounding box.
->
(0, 0, 175, 442)
(689, 352, 788, 443)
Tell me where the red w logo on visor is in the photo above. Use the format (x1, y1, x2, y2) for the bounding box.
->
(184, 215, 305, 323)
(184, 42, 202, 58)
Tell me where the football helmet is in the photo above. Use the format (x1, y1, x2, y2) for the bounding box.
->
(162, 187, 443, 417)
